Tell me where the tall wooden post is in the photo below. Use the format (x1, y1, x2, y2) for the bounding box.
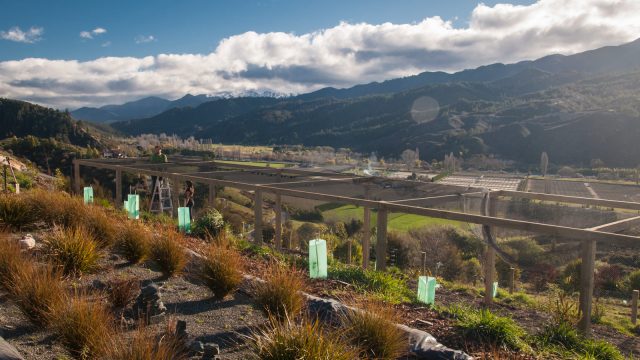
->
(115, 169, 122, 206)
(482, 192, 497, 305)
(578, 239, 597, 335)
(254, 189, 263, 244)
(376, 207, 388, 271)
(632, 290, 639, 325)
(74, 160, 81, 194)
(509, 267, 516, 294)
(274, 193, 282, 250)
(208, 183, 216, 206)
(171, 178, 181, 217)
(362, 186, 371, 270)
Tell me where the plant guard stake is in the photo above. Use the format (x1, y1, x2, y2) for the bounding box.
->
(83, 186, 94, 205)
(127, 194, 140, 220)
(417, 276, 436, 305)
(178, 207, 191, 233)
(308, 239, 327, 279)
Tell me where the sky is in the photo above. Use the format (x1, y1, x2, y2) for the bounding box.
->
(1, 0, 640, 109)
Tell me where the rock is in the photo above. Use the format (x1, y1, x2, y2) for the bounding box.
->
(190, 340, 204, 354)
(202, 343, 220, 358)
(175, 320, 187, 338)
(133, 282, 167, 319)
(18, 234, 35, 250)
(91, 279, 108, 291)
(0, 336, 24, 360)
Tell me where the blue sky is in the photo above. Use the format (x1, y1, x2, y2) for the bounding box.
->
(0, 0, 534, 61)
(1, 0, 639, 108)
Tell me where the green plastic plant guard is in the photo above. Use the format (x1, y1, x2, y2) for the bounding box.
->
(123, 200, 128, 211)
(127, 194, 139, 220)
(492, 281, 499, 298)
(178, 207, 191, 233)
(417, 276, 436, 305)
(83, 187, 94, 205)
(308, 239, 328, 279)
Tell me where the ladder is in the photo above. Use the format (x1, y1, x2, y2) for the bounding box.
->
(150, 178, 173, 214)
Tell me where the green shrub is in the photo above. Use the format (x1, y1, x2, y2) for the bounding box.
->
(333, 238, 363, 265)
(151, 230, 187, 277)
(43, 226, 100, 276)
(502, 237, 544, 267)
(386, 232, 419, 269)
(536, 321, 623, 360)
(250, 316, 356, 360)
(254, 264, 305, 320)
(561, 259, 582, 293)
(340, 304, 407, 359)
(328, 263, 412, 303)
(193, 207, 225, 238)
(461, 258, 482, 284)
(0, 194, 37, 230)
(626, 269, 640, 292)
(117, 221, 152, 263)
(455, 307, 527, 350)
(200, 244, 243, 300)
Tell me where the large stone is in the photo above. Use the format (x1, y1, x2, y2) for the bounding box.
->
(134, 282, 167, 318)
(18, 235, 35, 250)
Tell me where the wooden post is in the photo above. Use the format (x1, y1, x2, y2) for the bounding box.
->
(632, 290, 639, 325)
(208, 183, 216, 206)
(578, 239, 597, 335)
(274, 193, 282, 250)
(509, 267, 516, 294)
(482, 192, 497, 305)
(347, 239, 352, 265)
(74, 160, 81, 194)
(115, 169, 122, 206)
(362, 186, 371, 270)
(254, 189, 263, 244)
(376, 207, 388, 271)
(421, 251, 427, 276)
(171, 178, 180, 217)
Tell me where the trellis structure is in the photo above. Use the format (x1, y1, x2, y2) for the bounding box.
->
(73, 156, 640, 334)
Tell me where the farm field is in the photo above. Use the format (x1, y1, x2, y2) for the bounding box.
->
(527, 178, 640, 202)
(215, 160, 291, 168)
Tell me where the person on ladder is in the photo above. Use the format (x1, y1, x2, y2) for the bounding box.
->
(184, 180, 195, 220)
(149, 146, 168, 196)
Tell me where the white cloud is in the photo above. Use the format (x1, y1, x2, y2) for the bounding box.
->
(80, 27, 107, 39)
(2, 0, 640, 108)
(0, 26, 43, 43)
(101, 41, 111, 47)
(135, 35, 156, 44)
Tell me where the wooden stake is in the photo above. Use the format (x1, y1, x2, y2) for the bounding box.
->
(275, 193, 282, 250)
(509, 267, 515, 294)
(421, 251, 427, 276)
(482, 192, 497, 305)
(376, 208, 388, 271)
(578, 239, 596, 335)
(347, 239, 352, 265)
(74, 160, 81, 194)
(254, 189, 263, 244)
(632, 290, 639, 325)
(362, 186, 371, 270)
(115, 169, 122, 206)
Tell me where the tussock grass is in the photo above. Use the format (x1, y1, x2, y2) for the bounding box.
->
(249, 316, 357, 360)
(340, 303, 407, 360)
(0, 194, 37, 230)
(42, 226, 100, 276)
(0, 234, 26, 288)
(254, 263, 305, 320)
(26, 189, 84, 228)
(106, 278, 140, 309)
(536, 320, 623, 360)
(84, 205, 118, 248)
(450, 306, 527, 351)
(53, 292, 114, 358)
(117, 221, 152, 263)
(151, 230, 187, 277)
(200, 244, 244, 300)
(103, 326, 188, 360)
(8, 263, 66, 326)
(328, 263, 413, 303)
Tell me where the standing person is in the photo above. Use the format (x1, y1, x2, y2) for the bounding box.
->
(184, 180, 195, 219)
(150, 146, 168, 195)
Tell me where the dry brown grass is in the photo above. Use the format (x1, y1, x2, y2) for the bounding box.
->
(106, 277, 140, 309)
(102, 327, 188, 360)
(340, 302, 407, 360)
(0, 194, 37, 230)
(42, 226, 100, 276)
(254, 263, 306, 320)
(151, 229, 187, 277)
(117, 220, 152, 264)
(53, 292, 114, 358)
(8, 263, 66, 326)
(26, 189, 84, 228)
(200, 244, 244, 300)
(84, 205, 118, 248)
(0, 234, 26, 288)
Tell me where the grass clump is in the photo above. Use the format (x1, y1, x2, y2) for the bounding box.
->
(83, 205, 118, 248)
(42, 226, 100, 276)
(200, 244, 244, 300)
(106, 277, 140, 310)
(0, 194, 37, 230)
(328, 263, 412, 303)
(0, 235, 26, 288)
(536, 321, 623, 360)
(117, 221, 152, 264)
(340, 303, 407, 360)
(26, 189, 84, 228)
(254, 263, 305, 320)
(103, 326, 188, 360)
(451, 306, 527, 351)
(8, 264, 66, 326)
(53, 292, 114, 358)
(151, 230, 187, 277)
(249, 316, 357, 360)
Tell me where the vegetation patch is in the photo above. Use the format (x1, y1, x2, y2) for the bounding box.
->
(200, 244, 244, 300)
(116, 220, 152, 263)
(151, 230, 188, 277)
(328, 263, 413, 303)
(254, 263, 306, 320)
(449, 306, 528, 351)
(43, 226, 101, 276)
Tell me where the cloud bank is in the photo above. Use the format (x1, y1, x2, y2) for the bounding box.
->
(2, 0, 640, 108)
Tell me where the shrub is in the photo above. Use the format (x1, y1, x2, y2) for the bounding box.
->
(496, 257, 520, 287)
(536, 320, 623, 360)
(104, 326, 188, 360)
(249, 316, 356, 360)
(529, 263, 559, 292)
(386, 232, 419, 269)
(333, 238, 363, 265)
(200, 244, 243, 300)
(106, 278, 140, 309)
(0, 235, 26, 288)
(595, 264, 623, 293)
(8, 264, 66, 326)
(340, 304, 407, 360)
(151, 230, 187, 277)
(625, 269, 640, 293)
(561, 259, 581, 293)
(461, 258, 482, 285)
(0, 194, 37, 230)
(501, 237, 544, 267)
(254, 263, 305, 320)
(295, 223, 328, 250)
(42, 226, 100, 276)
(455, 308, 527, 350)
(53, 293, 114, 358)
(84, 205, 118, 248)
(328, 263, 413, 304)
(117, 221, 152, 264)
(27, 189, 84, 228)
(192, 208, 225, 238)
(410, 227, 464, 280)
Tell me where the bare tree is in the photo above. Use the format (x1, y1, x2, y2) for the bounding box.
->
(401, 149, 418, 168)
(540, 152, 549, 177)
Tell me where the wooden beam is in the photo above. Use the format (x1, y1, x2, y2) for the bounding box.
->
(587, 216, 640, 233)
(388, 192, 484, 206)
(115, 169, 122, 206)
(376, 208, 388, 271)
(254, 189, 263, 244)
(260, 176, 363, 186)
(73, 160, 81, 195)
(171, 178, 181, 217)
(578, 239, 596, 335)
(275, 193, 282, 250)
(498, 190, 640, 211)
(482, 192, 496, 305)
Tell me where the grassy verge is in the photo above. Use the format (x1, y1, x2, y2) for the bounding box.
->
(328, 263, 413, 303)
